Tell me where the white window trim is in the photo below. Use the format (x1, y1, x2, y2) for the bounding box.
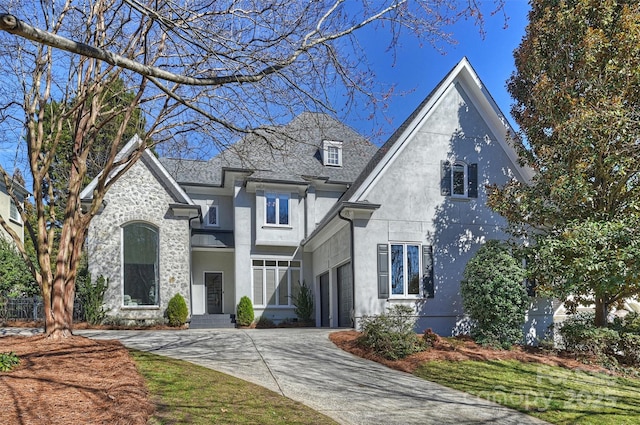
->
(264, 192, 291, 227)
(322, 140, 343, 167)
(389, 242, 423, 299)
(251, 259, 302, 308)
(206, 204, 219, 227)
(451, 161, 468, 198)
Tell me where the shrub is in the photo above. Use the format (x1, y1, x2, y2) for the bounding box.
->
(76, 272, 109, 325)
(166, 294, 188, 327)
(0, 352, 19, 372)
(357, 304, 426, 360)
(255, 316, 275, 328)
(236, 296, 254, 327)
(461, 240, 528, 348)
(558, 313, 619, 359)
(611, 312, 640, 365)
(422, 328, 440, 348)
(292, 281, 314, 323)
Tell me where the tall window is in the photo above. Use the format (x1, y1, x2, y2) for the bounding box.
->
(390, 244, 421, 296)
(452, 163, 466, 196)
(265, 192, 289, 225)
(252, 260, 301, 306)
(207, 205, 218, 226)
(123, 223, 159, 306)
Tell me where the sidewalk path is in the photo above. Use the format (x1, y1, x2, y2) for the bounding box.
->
(4, 328, 549, 425)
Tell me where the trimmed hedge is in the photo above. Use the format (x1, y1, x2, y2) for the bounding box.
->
(166, 294, 188, 327)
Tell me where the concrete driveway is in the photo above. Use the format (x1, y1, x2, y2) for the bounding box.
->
(61, 328, 546, 425)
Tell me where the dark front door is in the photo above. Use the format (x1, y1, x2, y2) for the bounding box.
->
(205, 272, 223, 314)
(337, 263, 353, 328)
(320, 272, 330, 327)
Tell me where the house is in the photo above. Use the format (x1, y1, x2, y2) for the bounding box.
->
(0, 178, 28, 243)
(83, 58, 553, 340)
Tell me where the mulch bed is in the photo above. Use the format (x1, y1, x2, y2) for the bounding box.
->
(0, 334, 153, 425)
(329, 330, 615, 375)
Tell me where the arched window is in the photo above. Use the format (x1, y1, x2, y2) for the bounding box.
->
(440, 160, 478, 198)
(122, 223, 159, 306)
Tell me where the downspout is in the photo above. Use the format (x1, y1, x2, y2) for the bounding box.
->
(338, 208, 356, 328)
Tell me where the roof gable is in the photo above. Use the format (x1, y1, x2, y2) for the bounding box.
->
(80, 135, 193, 205)
(344, 57, 532, 203)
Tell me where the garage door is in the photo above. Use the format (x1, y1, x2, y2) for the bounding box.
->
(337, 263, 353, 328)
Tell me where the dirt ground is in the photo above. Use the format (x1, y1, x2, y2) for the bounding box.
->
(0, 334, 153, 425)
(329, 330, 615, 375)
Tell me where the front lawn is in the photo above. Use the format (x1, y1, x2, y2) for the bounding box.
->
(132, 350, 338, 425)
(415, 359, 640, 425)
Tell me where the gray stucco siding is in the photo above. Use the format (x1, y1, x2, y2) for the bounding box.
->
(191, 251, 235, 315)
(349, 81, 545, 337)
(87, 159, 191, 322)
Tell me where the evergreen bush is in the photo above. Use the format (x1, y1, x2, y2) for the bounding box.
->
(76, 272, 109, 325)
(357, 304, 426, 360)
(166, 293, 188, 327)
(461, 240, 528, 348)
(236, 296, 254, 327)
(291, 281, 314, 323)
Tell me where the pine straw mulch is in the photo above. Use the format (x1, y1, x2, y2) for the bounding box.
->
(0, 334, 154, 425)
(329, 330, 616, 376)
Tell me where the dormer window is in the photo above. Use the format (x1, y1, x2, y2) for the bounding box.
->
(323, 140, 343, 167)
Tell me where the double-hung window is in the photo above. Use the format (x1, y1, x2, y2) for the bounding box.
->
(265, 192, 289, 225)
(322, 140, 343, 167)
(252, 260, 301, 307)
(441, 160, 478, 198)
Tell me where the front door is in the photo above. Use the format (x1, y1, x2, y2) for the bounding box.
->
(205, 272, 223, 314)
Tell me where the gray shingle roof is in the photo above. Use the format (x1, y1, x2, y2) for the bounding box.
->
(160, 112, 377, 186)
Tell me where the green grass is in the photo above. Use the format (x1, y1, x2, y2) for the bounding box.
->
(131, 350, 338, 425)
(415, 359, 640, 425)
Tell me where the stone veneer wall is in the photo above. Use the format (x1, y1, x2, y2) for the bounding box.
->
(87, 158, 191, 322)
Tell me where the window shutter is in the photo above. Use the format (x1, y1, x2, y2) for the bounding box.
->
(440, 161, 451, 196)
(377, 244, 389, 299)
(468, 163, 478, 198)
(422, 245, 434, 298)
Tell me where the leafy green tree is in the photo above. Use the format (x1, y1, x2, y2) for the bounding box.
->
(461, 241, 528, 348)
(488, 0, 640, 327)
(0, 238, 38, 297)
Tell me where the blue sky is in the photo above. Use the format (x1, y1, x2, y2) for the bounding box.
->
(346, 0, 531, 145)
(0, 1, 531, 177)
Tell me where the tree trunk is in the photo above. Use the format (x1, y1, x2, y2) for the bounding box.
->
(594, 297, 608, 328)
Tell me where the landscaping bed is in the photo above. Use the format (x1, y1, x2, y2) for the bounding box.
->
(0, 334, 153, 425)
